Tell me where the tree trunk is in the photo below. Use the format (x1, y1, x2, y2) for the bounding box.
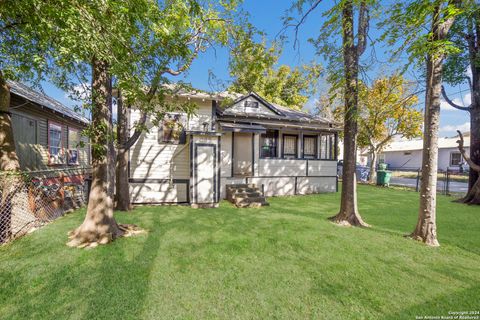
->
(0, 72, 20, 171)
(368, 148, 377, 184)
(67, 59, 123, 248)
(0, 72, 20, 244)
(410, 5, 455, 246)
(115, 91, 131, 211)
(329, 1, 368, 227)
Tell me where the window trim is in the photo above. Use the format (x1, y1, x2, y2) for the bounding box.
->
(67, 127, 80, 166)
(450, 152, 462, 167)
(47, 120, 64, 166)
(302, 135, 318, 159)
(282, 134, 298, 158)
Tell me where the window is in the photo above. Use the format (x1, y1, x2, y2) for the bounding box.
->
(67, 128, 80, 165)
(303, 135, 317, 159)
(158, 114, 185, 144)
(244, 100, 259, 108)
(260, 130, 278, 158)
(48, 122, 64, 165)
(404, 151, 412, 156)
(283, 135, 298, 158)
(320, 133, 335, 160)
(450, 152, 462, 166)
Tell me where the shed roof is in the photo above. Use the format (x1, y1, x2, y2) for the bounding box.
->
(8, 81, 89, 125)
(383, 135, 470, 152)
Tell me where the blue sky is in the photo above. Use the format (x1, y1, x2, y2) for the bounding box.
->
(41, 0, 470, 138)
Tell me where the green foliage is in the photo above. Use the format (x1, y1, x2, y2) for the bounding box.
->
(443, 0, 479, 86)
(380, 0, 463, 70)
(228, 29, 321, 110)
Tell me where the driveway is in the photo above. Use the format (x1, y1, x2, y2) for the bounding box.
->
(390, 177, 468, 193)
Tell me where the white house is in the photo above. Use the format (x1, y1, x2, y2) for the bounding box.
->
(128, 91, 341, 207)
(380, 134, 470, 171)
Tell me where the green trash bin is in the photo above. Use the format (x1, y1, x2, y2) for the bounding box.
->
(377, 170, 392, 186)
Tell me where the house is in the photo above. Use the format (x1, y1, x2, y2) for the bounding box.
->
(380, 134, 470, 171)
(129, 91, 340, 207)
(8, 81, 90, 183)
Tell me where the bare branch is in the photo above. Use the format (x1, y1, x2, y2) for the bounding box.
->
(441, 85, 471, 111)
(457, 130, 480, 172)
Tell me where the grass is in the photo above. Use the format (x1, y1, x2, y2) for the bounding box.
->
(0, 185, 479, 319)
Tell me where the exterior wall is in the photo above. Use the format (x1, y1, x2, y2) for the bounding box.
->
(220, 132, 232, 177)
(227, 96, 276, 116)
(233, 132, 252, 175)
(10, 96, 90, 174)
(382, 147, 469, 171)
(128, 97, 217, 204)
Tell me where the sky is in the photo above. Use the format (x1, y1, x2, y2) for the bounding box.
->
(40, 0, 471, 138)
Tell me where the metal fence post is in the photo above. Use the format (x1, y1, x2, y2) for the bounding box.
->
(416, 169, 420, 192)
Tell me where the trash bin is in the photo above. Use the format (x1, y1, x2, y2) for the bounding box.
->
(376, 170, 392, 186)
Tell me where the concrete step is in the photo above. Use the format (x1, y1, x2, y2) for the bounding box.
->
(232, 192, 263, 200)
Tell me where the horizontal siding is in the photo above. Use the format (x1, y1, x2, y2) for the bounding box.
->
(220, 132, 232, 177)
(258, 159, 307, 176)
(250, 177, 296, 196)
(10, 105, 90, 172)
(130, 143, 189, 179)
(130, 182, 188, 203)
(297, 177, 336, 194)
(307, 160, 337, 176)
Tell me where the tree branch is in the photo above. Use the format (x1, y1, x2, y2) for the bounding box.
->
(457, 130, 480, 172)
(356, 0, 369, 56)
(441, 85, 471, 111)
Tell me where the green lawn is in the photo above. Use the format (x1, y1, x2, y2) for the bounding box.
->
(1, 185, 479, 320)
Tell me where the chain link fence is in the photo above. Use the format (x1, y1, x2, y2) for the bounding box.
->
(0, 167, 91, 245)
(388, 167, 469, 196)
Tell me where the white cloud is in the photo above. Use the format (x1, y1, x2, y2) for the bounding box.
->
(441, 92, 471, 111)
(65, 83, 91, 101)
(440, 121, 470, 133)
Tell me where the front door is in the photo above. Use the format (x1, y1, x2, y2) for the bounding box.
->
(194, 144, 217, 203)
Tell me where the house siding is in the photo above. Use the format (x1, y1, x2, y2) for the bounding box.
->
(10, 96, 90, 173)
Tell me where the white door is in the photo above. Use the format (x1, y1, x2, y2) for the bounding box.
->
(195, 145, 216, 203)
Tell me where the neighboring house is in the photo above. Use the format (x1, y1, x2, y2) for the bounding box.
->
(8, 81, 90, 182)
(129, 91, 340, 206)
(380, 134, 470, 171)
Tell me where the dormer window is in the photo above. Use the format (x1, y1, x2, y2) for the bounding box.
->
(244, 101, 259, 108)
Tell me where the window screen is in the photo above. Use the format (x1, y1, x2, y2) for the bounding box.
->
(320, 134, 335, 160)
(158, 115, 185, 144)
(49, 122, 64, 164)
(260, 130, 278, 158)
(450, 152, 462, 166)
(303, 136, 317, 158)
(283, 135, 298, 158)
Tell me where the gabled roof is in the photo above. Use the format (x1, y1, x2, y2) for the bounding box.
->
(8, 81, 89, 125)
(217, 92, 337, 128)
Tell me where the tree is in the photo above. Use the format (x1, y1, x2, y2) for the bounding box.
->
(228, 33, 321, 109)
(357, 75, 422, 183)
(441, 1, 480, 204)
(114, 1, 241, 211)
(456, 130, 480, 202)
(384, 0, 462, 246)
(289, 0, 372, 227)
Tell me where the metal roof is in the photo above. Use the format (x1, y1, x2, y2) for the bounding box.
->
(217, 92, 338, 128)
(8, 81, 89, 125)
(383, 135, 470, 152)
